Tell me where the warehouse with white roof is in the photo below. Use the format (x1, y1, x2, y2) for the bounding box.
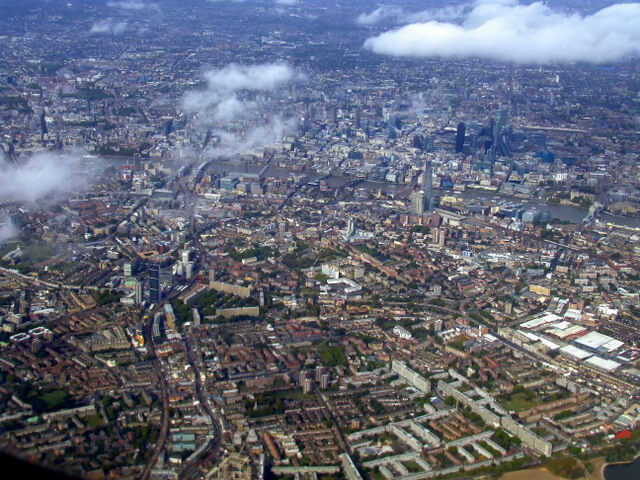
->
(574, 331, 616, 351)
(584, 356, 621, 373)
(560, 344, 592, 361)
(520, 312, 561, 329)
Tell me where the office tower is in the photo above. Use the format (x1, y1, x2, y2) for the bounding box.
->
(498, 108, 508, 133)
(494, 108, 509, 156)
(123, 262, 132, 277)
(440, 175, 454, 189)
(159, 268, 173, 289)
(455, 122, 466, 153)
(470, 132, 478, 150)
(353, 106, 361, 128)
(497, 132, 511, 157)
(209, 268, 216, 283)
(490, 117, 498, 145)
(346, 217, 355, 236)
(410, 190, 425, 216)
(485, 145, 497, 165)
(424, 136, 435, 153)
(135, 281, 143, 305)
(149, 262, 161, 304)
(413, 134, 425, 151)
(422, 159, 433, 212)
(327, 105, 337, 124)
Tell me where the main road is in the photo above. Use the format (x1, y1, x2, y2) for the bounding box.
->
(139, 301, 171, 480)
(177, 325, 227, 480)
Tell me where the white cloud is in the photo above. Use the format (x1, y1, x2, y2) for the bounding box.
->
(90, 19, 128, 35)
(357, 6, 403, 26)
(182, 63, 303, 158)
(357, 5, 467, 26)
(0, 217, 18, 242)
(205, 63, 301, 94)
(182, 63, 300, 117)
(206, 116, 298, 159)
(211, 96, 250, 123)
(363, 1, 640, 64)
(0, 151, 90, 204)
(106, 1, 157, 10)
(205, 0, 296, 5)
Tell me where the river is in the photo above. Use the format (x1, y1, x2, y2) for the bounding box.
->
(456, 190, 640, 229)
(203, 160, 640, 229)
(90, 157, 638, 229)
(603, 456, 640, 480)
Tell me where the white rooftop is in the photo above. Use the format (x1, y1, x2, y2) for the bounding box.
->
(546, 325, 586, 339)
(539, 337, 561, 350)
(575, 331, 615, 350)
(520, 331, 540, 341)
(564, 309, 582, 320)
(552, 321, 572, 331)
(560, 344, 592, 360)
(601, 339, 625, 353)
(520, 312, 561, 329)
(585, 356, 621, 373)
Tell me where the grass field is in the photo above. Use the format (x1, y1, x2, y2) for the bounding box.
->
(85, 413, 105, 428)
(404, 460, 424, 473)
(317, 345, 347, 366)
(37, 389, 69, 411)
(498, 392, 543, 412)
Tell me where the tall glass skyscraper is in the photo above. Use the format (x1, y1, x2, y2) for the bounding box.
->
(423, 159, 433, 212)
(149, 263, 161, 304)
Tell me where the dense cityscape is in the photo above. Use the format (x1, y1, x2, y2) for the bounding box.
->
(1, 1, 640, 480)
